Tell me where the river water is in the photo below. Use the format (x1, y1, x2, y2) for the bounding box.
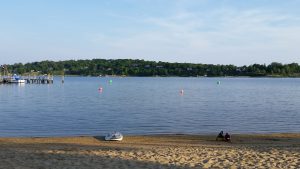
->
(0, 77, 299, 137)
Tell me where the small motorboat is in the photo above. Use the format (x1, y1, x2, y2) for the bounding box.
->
(7, 74, 26, 83)
(105, 132, 123, 141)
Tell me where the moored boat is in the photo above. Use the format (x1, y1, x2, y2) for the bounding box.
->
(7, 74, 26, 83)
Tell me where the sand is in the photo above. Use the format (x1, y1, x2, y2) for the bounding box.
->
(0, 133, 300, 169)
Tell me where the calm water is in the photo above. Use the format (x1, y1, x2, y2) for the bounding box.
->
(0, 77, 300, 137)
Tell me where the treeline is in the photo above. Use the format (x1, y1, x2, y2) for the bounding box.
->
(3, 59, 300, 77)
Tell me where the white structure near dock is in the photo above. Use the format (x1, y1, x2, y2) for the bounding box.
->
(0, 74, 53, 84)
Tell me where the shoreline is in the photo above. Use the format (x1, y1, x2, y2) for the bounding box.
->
(1, 133, 299, 168)
(1, 132, 300, 137)
(56, 75, 300, 78)
(4, 74, 299, 78)
(1, 131, 300, 138)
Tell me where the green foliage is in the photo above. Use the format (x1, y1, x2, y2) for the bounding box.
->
(3, 59, 300, 77)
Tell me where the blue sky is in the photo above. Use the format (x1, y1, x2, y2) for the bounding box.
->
(1, 0, 300, 65)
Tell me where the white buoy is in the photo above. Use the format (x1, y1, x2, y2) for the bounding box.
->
(180, 89, 184, 95)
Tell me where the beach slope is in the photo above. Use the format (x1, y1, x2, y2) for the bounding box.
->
(0, 134, 299, 168)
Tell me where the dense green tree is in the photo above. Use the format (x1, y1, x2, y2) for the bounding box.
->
(2, 59, 300, 77)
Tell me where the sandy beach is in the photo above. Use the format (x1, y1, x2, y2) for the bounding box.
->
(0, 134, 299, 169)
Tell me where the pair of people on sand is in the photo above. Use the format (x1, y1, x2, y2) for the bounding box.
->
(216, 131, 231, 142)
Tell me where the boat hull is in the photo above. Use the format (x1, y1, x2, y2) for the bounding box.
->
(105, 132, 123, 141)
(8, 79, 26, 83)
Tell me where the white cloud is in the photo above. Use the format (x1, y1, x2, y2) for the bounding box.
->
(90, 7, 300, 65)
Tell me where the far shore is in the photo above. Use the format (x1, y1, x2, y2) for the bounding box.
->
(1, 133, 299, 168)
(51, 75, 300, 78)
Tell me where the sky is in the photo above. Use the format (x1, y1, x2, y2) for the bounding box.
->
(1, 0, 300, 65)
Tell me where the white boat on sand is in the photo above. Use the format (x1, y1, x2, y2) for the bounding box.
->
(105, 132, 123, 141)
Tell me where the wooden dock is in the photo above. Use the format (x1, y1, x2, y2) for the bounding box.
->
(25, 78, 53, 84)
(0, 76, 54, 84)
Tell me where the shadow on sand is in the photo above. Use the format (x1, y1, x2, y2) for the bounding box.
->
(0, 142, 194, 169)
(93, 136, 106, 141)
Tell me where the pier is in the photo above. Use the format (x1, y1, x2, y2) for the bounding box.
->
(25, 77, 54, 84)
(1, 64, 54, 84)
(0, 75, 54, 84)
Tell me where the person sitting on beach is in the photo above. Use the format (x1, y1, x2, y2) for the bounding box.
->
(216, 131, 224, 141)
(224, 133, 231, 142)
